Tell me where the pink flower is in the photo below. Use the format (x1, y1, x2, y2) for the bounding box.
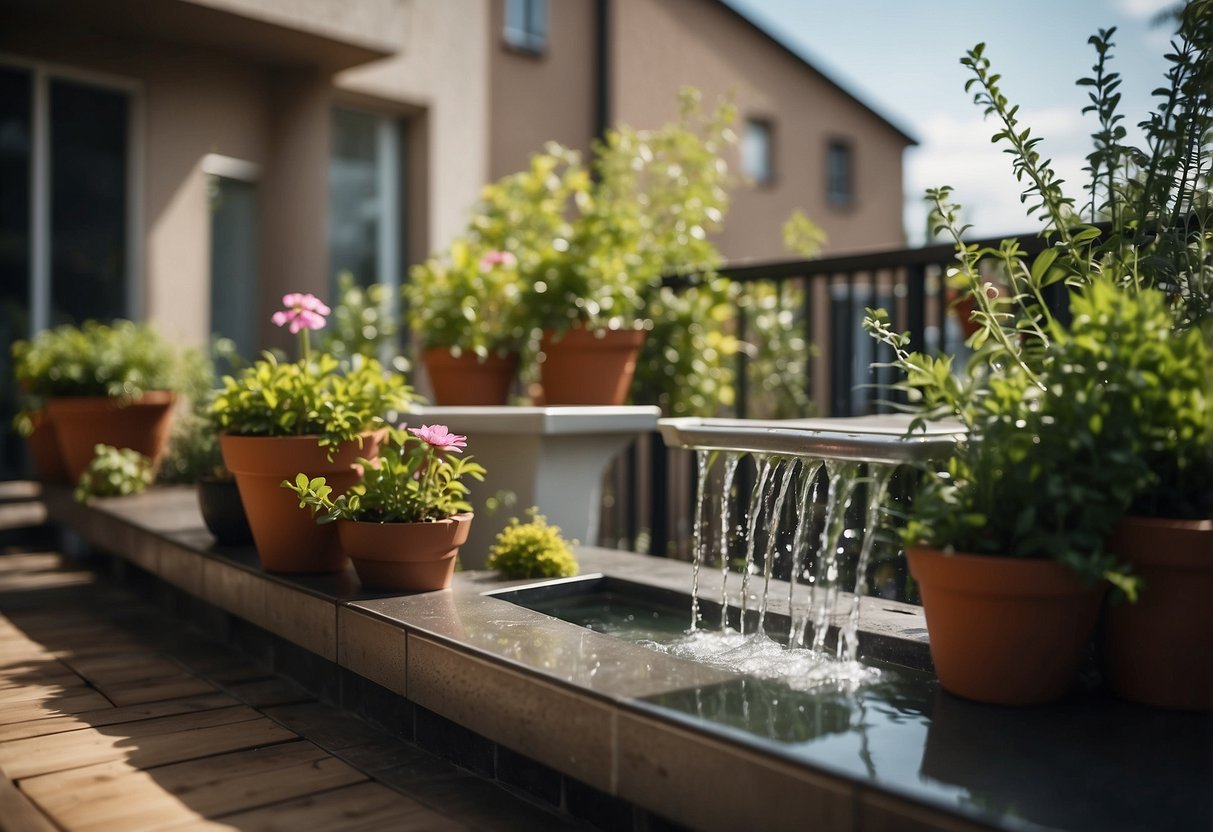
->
(479, 250, 517, 272)
(272, 292, 332, 333)
(408, 424, 467, 453)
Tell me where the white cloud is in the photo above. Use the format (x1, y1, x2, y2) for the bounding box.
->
(903, 109, 1095, 242)
(1116, 0, 1179, 19)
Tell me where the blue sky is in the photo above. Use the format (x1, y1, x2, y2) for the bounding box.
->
(724, 0, 1181, 243)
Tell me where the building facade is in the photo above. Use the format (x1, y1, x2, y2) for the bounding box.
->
(0, 0, 913, 476)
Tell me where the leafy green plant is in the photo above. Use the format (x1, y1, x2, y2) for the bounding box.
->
(319, 273, 408, 373)
(865, 7, 1213, 589)
(210, 294, 415, 457)
(486, 508, 579, 579)
(412, 89, 738, 414)
(406, 242, 530, 359)
(285, 424, 486, 523)
(879, 280, 1204, 590)
(74, 444, 154, 503)
(12, 320, 182, 399)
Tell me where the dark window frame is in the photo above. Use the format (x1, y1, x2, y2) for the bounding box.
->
(741, 117, 775, 187)
(826, 138, 855, 208)
(503, 0, 549, 56)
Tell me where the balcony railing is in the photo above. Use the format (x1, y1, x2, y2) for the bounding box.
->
(601, 228, 1070, 560)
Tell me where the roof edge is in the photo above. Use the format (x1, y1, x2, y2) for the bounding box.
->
(714, 0, 919, 147)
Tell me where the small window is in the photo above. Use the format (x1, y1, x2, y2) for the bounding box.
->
(827, 140, 854, 207)
(741, 118, 774, 185)
(504, 0, 548, 54)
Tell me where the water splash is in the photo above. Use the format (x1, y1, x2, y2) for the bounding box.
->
(717, 453, 741, 631)
(810, 461, 860, 654)
(680, 451, 892, 692)
(689, 450, 715, 631)
(839, 466, 893, 660)
(738, 456, 776, 635)
(756, 459, 796, 634)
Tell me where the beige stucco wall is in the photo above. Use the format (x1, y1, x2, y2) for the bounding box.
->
(0, 21, 278, 349)
(486, 0, 597, 180)
(338, 0, 492, 259)
(611, 0, 910, 260)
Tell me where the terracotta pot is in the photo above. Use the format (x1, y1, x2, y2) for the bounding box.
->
(25, 410, 69, 484)
(197, 477, 254, 547)
(220, 432, 382, 574)
(1104, 516, 1213, 711)
(539, 325, 646, 406)
(47, 392, 176, 484)
(422, 348, 518, 406)
(907, 546, 1106, 706)
(337, 513, 472, 591)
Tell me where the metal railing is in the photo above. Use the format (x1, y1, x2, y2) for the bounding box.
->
(601, 228, 1068, 558)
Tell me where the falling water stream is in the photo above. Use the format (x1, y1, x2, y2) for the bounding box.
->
(660, 451, 891, 692)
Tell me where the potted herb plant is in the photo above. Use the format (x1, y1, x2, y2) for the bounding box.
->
(865, 8, 1212, 706)
(211, 293, 415, 573)
(536, 90, 736, 405)
(406, 243, 526, 405)
(285, 424, 485, 591)
(11, 320, 183, 483)
(486, 509, 579, 580)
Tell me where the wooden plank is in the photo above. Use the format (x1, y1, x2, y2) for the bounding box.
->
(0, 680, 88, 705)
(0, 660, 84, 690)
(0, 692, 238, 742)
(99, 676, 217, 707)
(26, 742, 368, 831)
(0, 773, 58, 832)
(0, 690, 114, 725)
(172, 781, 462, 832)
(0, 706, 283, 780)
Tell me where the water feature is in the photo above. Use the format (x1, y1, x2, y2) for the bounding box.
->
(650, 416, 961, 691)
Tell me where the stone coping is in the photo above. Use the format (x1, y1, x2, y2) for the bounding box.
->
(41, 486, 1211, 832)
(405, 404, 662, 435)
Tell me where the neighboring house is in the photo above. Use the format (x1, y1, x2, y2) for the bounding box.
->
(0, 0, 913, 477)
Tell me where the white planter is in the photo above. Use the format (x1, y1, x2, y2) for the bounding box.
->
(404, 406, 661, 568)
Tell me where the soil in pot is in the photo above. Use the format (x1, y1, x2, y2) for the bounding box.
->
(47, 392, 176, 484)
(197, 477, 254, 547)
(422, 348, 518, 406)
(1104, 516, 1213, 711)
(907, 546, 1106, 706)
(538, 326, 646, 406)
(220, 432, 382, 574)
(337, 513, 472, 591)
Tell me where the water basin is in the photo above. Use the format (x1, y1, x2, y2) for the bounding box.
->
(488, 573, 1212, 832)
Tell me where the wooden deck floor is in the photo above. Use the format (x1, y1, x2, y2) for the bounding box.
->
(0, 545, 580, 831)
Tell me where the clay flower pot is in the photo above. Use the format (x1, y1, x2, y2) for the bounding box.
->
(220, 432, 383, 574)
(337, 513, 472, 591)
(47, 391, 176, 484)
(1104, 516, 1213, 711)
(539, 325, 646, 406)
(422, 348, 518, 406)
(25, 410, 69, 484)
(907, 546, 1106, 706)
(197, 477, 254, 547)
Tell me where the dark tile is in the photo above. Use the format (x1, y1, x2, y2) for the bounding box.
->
(274, 637, 342, 702)
(496, 745, 563, 809)
(229, 616, 275, 667)
(565, 776, 636, 832)
(186, 598, 231, 643)
(341, 669, 414, 739)
(414, 704, 496, 778)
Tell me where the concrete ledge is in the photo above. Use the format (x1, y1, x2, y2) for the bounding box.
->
(42, 485, 1204, 832)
